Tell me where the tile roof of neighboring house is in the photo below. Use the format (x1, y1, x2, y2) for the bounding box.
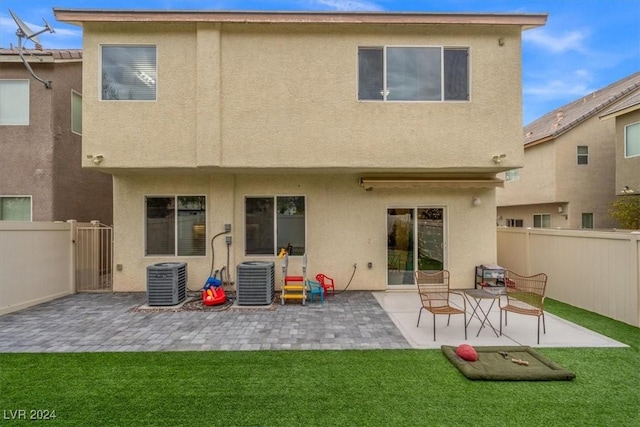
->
(599, 90, 640, 119)
(0, 48, 82, 63)
(524, 71, 640, 147)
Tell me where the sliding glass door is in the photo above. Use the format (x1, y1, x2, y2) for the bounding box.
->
(387, 207, 445, 286)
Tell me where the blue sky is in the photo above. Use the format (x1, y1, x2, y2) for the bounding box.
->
(1, 0, 638, 124)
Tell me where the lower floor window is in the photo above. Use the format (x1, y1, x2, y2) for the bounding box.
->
(533, 214, 551, 228)
(145, 196, 206, 256)
(0, 196, 31, 221)
(506, 219, 523, 227)
(582, 213, 594, 229)
(245, 196, 306, 256)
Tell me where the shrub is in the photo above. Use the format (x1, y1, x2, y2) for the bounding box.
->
(609, 195, 640, 229)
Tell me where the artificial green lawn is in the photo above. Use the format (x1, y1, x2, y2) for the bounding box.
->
(1, 299, 639, 426)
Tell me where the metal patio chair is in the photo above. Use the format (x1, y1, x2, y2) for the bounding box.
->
(499, 270, 548, 344)
(415, 270, 467, 341)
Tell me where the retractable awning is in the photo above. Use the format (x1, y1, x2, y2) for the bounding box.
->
(359, 177, 504, 190)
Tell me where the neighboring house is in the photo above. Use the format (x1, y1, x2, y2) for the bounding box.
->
(599, 92, 640, 199)
(496, 72, 640, 230)
(0, 48, 113, 224)
(54, 9, 546, 292)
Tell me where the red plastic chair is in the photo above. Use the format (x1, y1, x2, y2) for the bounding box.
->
(315, 273, 335, 296)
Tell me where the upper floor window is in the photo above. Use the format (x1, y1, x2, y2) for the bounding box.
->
(625, 122, 640, 158)
(505, 169, 520, 182)
(245, 196, 306, 256)
(145, 196, 206, 256)
(0, 80, 29, 125)
(71, 90, 82, 135)
(0, 196, 32, 221)
(358, 46, 469, 101)
(101, 45, 157, 101)
(533, 214, 551, 228)
(577, 146, 589, 165)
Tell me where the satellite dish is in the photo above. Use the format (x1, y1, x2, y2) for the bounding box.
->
(8, 9, 56, 88)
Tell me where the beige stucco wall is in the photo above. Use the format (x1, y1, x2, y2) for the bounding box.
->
(496, 203, 568, 229)
(112, 173, 496, 292)
(81, 22, 525, 172)
(554, 116, 617, 228)
(78, 19, 528, 294)
(496, 142, 556, 206)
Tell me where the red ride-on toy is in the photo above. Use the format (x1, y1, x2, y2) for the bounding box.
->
(202, 277, 226, 306)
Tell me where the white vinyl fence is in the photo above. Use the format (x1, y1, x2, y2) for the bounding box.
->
(0, 221, 75, 315)
(0, 220, 113, 315)
(497, 227, 640, 328)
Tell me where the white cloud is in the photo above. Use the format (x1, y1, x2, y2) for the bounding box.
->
(524, 70, 596, 102)
(523, 28, 589, 54)
(307, 0, 385, 11)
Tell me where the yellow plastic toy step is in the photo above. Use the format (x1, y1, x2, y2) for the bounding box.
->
(283, 285, 304, 291)
(282, 293, 305, 300)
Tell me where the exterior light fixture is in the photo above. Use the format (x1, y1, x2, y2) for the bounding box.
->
(622, 186, 635, 194)
(86, 154, 104, 164)
(472, 197, 481, 207)
(492, 154, 506, 164)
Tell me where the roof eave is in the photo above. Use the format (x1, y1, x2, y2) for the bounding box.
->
(600, 103, 640, 121)
(53, 9, 547, 28)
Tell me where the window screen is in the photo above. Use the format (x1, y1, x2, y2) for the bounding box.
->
(102, 46, 157, 101)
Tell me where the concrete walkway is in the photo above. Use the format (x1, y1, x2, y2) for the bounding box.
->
(0, 291, 626, 353)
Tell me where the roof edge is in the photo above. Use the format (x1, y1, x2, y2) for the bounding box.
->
(53, 9, 547, 29)
(0, 48, 83, 63)
(600, 103, 640, 120)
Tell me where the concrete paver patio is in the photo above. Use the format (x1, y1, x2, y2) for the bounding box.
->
(0, 290, 626, 353)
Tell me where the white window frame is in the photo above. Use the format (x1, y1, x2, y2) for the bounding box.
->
(357, 45, 470, 102)
(533, 214, 551, 228)
(581, 213, 594, 229)
(71, 90, 82, 135)
(0, 79, 29, 125)
(0, 195, 32, 221)
(244, 195, 307, 256)
(100, 45, 157, 101)
(577, 146, 589, 165)
(506, 218, 523, 227)
(144, 195, 207, 257)
(625, 122, 640, 158)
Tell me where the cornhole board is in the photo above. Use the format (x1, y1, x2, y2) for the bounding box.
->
(441, 345, 576, 381)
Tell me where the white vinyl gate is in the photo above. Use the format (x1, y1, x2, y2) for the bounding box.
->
(76, 221, 113, 292)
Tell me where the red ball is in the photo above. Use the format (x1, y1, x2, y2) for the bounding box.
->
(456, 344, 478, 361)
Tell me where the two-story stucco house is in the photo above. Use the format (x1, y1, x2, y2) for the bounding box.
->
(0, 48, 113, 224)
(54, 9, 546, 293)
(496, 72, 640, 230)
(600, 92, 640, 199)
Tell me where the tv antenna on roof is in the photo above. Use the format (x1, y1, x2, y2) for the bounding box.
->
(9, 9, 56, 89)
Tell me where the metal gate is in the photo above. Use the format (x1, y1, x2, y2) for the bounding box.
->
(76, 221, 113, 292)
